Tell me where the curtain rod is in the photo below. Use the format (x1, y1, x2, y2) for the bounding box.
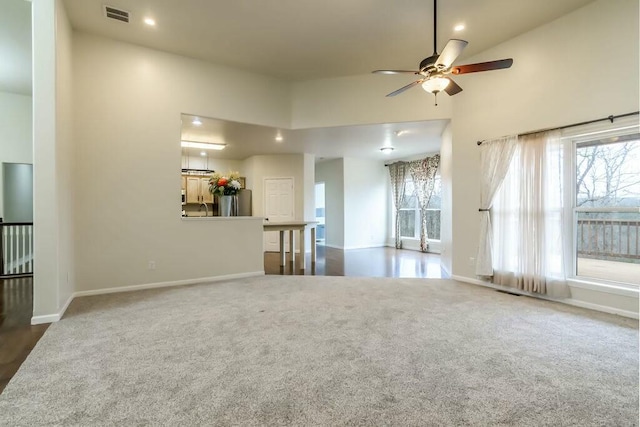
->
(476, 111, 639, 146)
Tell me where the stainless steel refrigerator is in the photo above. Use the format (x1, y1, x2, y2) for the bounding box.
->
(237, 189, 252, 216)
(215, 190, 252, 216)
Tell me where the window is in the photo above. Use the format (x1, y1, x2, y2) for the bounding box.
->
(574, 132, 640, 285)
(398, 174, 441, 240)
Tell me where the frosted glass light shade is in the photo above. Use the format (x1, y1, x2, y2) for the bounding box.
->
(422, 77, 450, 93)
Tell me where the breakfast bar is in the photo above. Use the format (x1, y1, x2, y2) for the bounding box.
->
(263, 221, 318, 270)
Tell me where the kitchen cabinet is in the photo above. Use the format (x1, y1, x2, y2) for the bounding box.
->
(184, 175, 213, 204)
(200, 177, 213, 203)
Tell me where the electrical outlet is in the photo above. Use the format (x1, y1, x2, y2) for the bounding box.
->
(148, 261, 156, 270)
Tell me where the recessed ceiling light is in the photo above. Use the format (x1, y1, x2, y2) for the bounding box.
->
(200, 151, 206, 156)
(275, 133, 283, 142)
(181, 141, 226, 150)
(144, 17, 156, 26)
(192, 117, 202, 126)
(395, 130, 408, 137)
(454, 24, 465, 32)
(380, 147, 394, 154)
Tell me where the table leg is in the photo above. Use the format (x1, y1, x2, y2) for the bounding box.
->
(300, 228, 306, 270)
(311, 226, 316, 265)
(289, 230, 295, 270)
(279, 230, 285, 267)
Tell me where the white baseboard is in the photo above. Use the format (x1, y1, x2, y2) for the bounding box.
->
(31, 292, 75, 325)
(561, 298, 639, 319)
(74, 271, 265, 297)
(31, 271, 265, 324)
(342, 243, 387, 250)
(322, 243, 344, 250)
(451, 275, 639, 319)
(322, 243, 388, 250)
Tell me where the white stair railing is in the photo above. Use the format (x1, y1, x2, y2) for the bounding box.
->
(1, 220, 34, 277)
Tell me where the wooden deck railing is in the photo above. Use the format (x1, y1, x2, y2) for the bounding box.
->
(0, 220, 34, 277)
(577, 218, 640, 261)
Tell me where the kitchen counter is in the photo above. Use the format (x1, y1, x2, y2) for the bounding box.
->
(181, 216, 263, 221)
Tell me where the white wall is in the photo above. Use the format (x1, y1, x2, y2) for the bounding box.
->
(315, 159, 344, 248)
(439, 123, 453, 276)
(32, 0, 636, 318)
(0, 91, 32, 218)
(343, 158, 388, 249)
(242, 154, 306, 219)
(291, 74, 453, 129)
(449, 0, 639, 314)
(55, 0, 74, 311)
(71, 32, 291, 293)
(451, 0, 639, 278)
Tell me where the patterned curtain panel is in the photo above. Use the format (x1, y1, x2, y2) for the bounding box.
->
(408, 155, 440, 252)
(388, 162, 407, 248)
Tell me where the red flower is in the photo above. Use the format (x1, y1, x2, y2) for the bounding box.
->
(218, 178, 228, 186)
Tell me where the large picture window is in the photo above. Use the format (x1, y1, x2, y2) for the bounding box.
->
(574, 132, 640, 285)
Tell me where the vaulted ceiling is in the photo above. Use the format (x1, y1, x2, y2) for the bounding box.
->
(63, 0, 595, 81)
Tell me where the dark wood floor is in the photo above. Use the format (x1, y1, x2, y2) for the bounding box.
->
(0, 277, 48, 394)
(0, 246, 441, 394)
(265, 245, 446, 278)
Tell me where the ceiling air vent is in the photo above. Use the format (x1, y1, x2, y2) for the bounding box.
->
(103, 5, 130, 23)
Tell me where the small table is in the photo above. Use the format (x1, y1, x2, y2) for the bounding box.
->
(263, 221, 318, 270)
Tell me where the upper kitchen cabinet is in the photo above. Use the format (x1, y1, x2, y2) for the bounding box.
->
(185, 175, 212, 204)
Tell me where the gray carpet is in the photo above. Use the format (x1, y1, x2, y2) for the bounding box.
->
(0, 276, 637, 426)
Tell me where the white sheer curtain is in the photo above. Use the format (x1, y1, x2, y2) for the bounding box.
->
(476, 136, 518, 276)
(492, 130, 570, 297)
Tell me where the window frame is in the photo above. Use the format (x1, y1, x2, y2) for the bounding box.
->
(565, 121, 640, 290)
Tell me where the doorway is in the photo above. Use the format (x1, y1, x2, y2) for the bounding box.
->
(315, 182, 325, 244)
(264, 177, 294, 252)
(2, 163, 33, 222)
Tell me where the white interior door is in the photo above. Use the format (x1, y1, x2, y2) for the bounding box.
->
(264, 177, 294, 252)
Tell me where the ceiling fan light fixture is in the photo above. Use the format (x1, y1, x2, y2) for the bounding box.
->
(422, 77, 450, 93)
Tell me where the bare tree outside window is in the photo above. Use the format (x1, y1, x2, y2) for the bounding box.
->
(575, 137, 640, 283)
(576, 139, 640, 208)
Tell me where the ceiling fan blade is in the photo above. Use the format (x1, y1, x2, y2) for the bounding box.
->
(444, 78, 463, 96)
(451, 58, 513, 75)
(435, 39, 468, 69)
(373, 70, 420, 75)
(386, 79, 424, 97)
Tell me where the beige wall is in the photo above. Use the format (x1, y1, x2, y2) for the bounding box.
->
(439, 123, 453, 275)
(343, 158, 388, 249)
(291, 74, 453, 129)
(71, 33, 290, 293)
(315, 159, 345, 248)
(33, 0, 73, 319)
(450, 0, 639, 279)
(31, 0, 637, 318)
(55, 0, 74, 311)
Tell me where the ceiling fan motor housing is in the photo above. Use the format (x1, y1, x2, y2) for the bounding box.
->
(419, 54, 440, 73)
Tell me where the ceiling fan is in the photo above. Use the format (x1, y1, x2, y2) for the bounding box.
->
(373, 0, 513, 104)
